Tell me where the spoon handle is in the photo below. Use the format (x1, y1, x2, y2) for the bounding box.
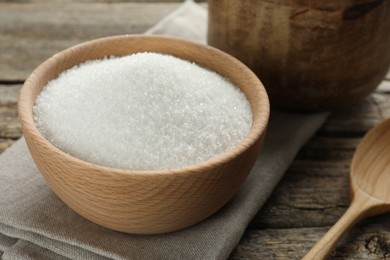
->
(303, 191, 379, 260)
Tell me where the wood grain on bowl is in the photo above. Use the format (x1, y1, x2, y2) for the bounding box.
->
(208, 0, 390, 111)
(18, 35, 269, 234)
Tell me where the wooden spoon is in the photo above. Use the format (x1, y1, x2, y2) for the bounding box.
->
(303, 118, 390, 259)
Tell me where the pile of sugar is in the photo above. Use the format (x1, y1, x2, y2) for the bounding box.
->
(33, 52, 252, 171)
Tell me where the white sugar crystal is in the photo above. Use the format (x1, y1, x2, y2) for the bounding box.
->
(33, 52, 252, 170)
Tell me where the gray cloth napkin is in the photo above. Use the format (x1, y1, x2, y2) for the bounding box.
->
(0, 1, 328, 259)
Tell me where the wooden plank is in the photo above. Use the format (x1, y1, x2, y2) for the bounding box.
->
(296, 136, 358, 161)
(0, 0, 206, 2)
(0, 2, 180, 81)
(0, 119, 20, 139)
(0, 138, 15, 154)
(0, 106, 21, 139)
(230, 216, 390, 259)
(251, 160, 351, 229)
(230, 227, 323, 260)
(0, 103, 20, 150)
(319, 95, 383, 137)
(248, 88, 390, 258)
(250, 95, 387, 229)
(251, 126, 359, 229)
(251, 98, 386, 229)
(0, 84, 22, 105)
(313, 80, 390, 137)
(0, 85, 22, 142)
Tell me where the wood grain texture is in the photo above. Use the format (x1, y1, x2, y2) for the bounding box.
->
(0, 84, 21, 105)
(18, 35, 270, 234)
(303, 192, 385, 259)
(0, 84, 21, 152)
(283, 118, 390, 259)
(0, 2, 180, 81)
(243, 87, 390, 259)
(208, 0, 390, 111)
(231, 216, 390, 259)
(258, 119, 390, 259)
(0, 0, 206, 2)
(1, 0, 390, 257)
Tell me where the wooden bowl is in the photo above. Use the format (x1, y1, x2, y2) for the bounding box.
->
(208, 0, 390, 111)
(18, 35, 269, 234)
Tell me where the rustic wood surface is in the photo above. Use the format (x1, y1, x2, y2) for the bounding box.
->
(0, 0, 389, 259)
(303, 118, 390, 259)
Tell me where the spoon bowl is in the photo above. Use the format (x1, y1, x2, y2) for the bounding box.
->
(351, 119, 390, 202)
(304, 118, 390, 259)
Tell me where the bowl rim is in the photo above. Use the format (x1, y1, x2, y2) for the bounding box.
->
(18, 34, 270, 176)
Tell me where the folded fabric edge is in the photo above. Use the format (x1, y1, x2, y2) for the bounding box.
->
(0, 222, 113, 259)
(0, 232, 18, 256)
(2, 239, 71, 260)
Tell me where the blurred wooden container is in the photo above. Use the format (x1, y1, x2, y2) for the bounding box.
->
(208, 0, 390, 111)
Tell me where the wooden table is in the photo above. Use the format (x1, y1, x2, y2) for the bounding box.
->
(1, 1, 389, 259)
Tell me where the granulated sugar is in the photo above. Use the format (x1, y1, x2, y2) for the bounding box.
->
(33, 52, 252, 171)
